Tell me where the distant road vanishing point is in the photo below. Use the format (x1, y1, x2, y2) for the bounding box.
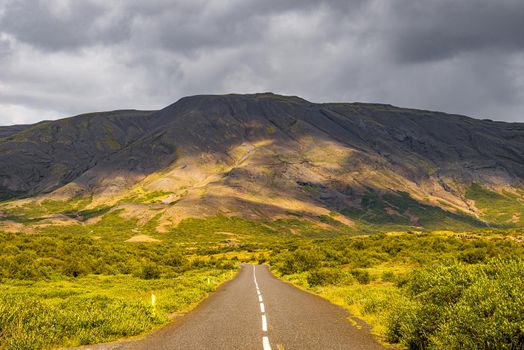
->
(84, 265, 385, 350)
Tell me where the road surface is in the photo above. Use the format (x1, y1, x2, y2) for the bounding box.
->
(85, 264, 386, 350)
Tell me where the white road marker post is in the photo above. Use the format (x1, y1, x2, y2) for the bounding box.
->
(151, 292, 156, 307)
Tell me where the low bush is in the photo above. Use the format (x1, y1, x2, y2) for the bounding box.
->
(350, 269, 371, 285)
(386, 259, 524, 350)
(381, 271, 395, 282)
(307, 268, 343, 286)
(0, 268, 235, 349)
(138, 264, 161, 280)
(0, 228, 240, 349)
(270, 231, 524, 349)
(0, 294, 164, 349)
(271, 248, 323, 275)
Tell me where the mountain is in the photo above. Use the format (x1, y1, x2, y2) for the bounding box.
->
(1, 93, 524, 232)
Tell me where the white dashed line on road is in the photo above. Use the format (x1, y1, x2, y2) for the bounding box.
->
(261, 314, 268, 332)
(254, 265, 272, 350)
(263, 336, 272, 350)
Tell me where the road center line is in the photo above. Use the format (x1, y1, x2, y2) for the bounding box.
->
(261, 315, 268, 332)
(263, 336, 271, 350)
(253, 265, 272, 350)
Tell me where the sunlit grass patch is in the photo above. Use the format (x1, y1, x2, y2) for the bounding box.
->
(270, 230, 524, 348)
(0, 268, 236, 349)
(466, 183, 524, 226)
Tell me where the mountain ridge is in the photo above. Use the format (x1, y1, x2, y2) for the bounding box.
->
(1, 93, 524, 232)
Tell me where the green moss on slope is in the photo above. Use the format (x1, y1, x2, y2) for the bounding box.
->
(466, 184, 524, 226)
(341, 190, 484, 231)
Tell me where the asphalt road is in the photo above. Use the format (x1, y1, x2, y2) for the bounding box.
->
(86, 264, 385, 350)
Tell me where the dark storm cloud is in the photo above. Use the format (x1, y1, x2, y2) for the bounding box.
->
(0, 0, 523, 125)
(385, 0, 524, 63)
(0, 0, 359, 52)
(121, 0, 362, 53)
(1, 0, 131, 50)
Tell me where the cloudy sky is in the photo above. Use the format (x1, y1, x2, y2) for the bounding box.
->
(0, 0, 523, 125)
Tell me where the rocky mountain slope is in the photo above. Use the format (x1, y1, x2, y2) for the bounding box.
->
(1, 93, 524, 231)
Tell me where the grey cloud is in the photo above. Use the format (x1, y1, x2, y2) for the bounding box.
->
(1, 0, 131, 50)
(0, 0, 359, 53)
(0, 36, 11, 59)
(385, 0, 524, 63)
(129, 0, 364, 54)
(0, 0, 523, 125)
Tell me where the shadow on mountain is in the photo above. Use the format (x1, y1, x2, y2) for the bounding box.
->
(1, 93, 524, 229)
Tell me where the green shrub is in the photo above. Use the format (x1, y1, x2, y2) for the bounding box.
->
(307, 268, 343, 286)
(272, 248, 323, 274)
(458, 248, 487, 264)
(386, 259, 524, 350)
(257, 254, 267, 264)
(63, 259, 90, 277)
(163, 251, 187, 267)
(0, 269, 235, 349)
(382, 271, 395, 282)
(0, 294, 164, 350)
(138, 264, 161, 280)
(350, 269, 371, 285)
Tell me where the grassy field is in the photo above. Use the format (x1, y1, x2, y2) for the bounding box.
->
(0, 227, 254, 350)
(0, 270, 235, 349)
(466, 184, 524, 226)
(269, 230, 524, 349)
(1, 192, 524, 349)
